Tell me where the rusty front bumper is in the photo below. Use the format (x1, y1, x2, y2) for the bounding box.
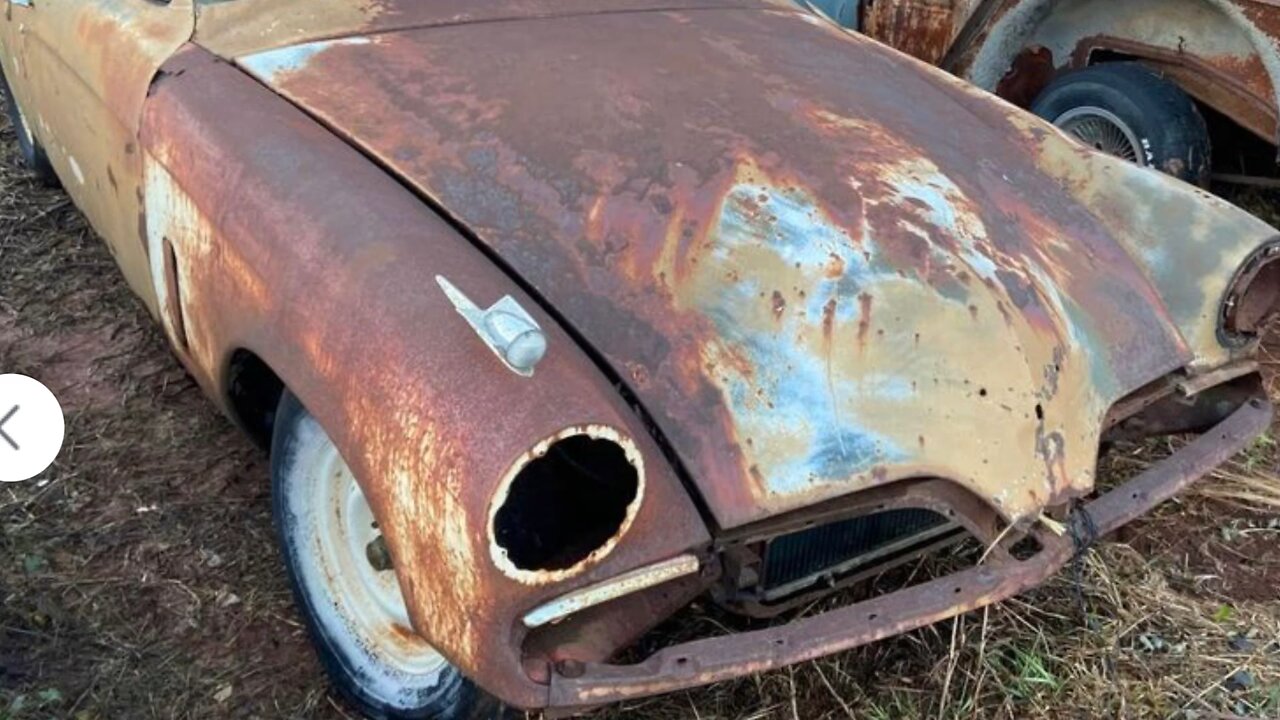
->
(546, 396, 1273, 709)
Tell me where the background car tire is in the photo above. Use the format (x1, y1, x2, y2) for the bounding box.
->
(1031, 62, 1211, 186)
(271, 392, 507, 720)
(0, 68, 59, 187)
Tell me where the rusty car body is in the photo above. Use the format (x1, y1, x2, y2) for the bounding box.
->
(4, 0, 1280, 716)
(807, 0, 1280, 181)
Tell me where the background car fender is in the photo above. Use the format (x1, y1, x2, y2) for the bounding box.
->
(956, 0, 1280, 146)
(138, 45, 710, 708)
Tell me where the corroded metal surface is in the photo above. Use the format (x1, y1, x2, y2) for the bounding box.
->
(140, 47, 708, 708)
(9, 1, 1280, 711)
(713, 476, 1010, 618)
(522, 553, 701, 628)
(236, 7, 1279, 530)
(192, 0, 779, 58)
(547, 397, 1274, 708)
(0, 0, 193, 314)
(863, 0, 985, 66)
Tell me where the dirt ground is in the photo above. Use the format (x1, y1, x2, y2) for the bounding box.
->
(1, 116, 1278, 719)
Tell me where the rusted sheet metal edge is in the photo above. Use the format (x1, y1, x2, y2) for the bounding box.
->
(522, 554, 701, 628)
(1178, 360, 1260, 397)
(546, 397, 1273, 707)
(940, 0, 1009, 71)
(1070, 35, 1278, 143)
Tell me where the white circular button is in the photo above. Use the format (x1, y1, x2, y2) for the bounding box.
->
(0, 374, 65, 483)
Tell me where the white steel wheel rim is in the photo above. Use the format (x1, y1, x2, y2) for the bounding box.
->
(302, 443, 448, 677)
(1054, 106, 1147, 166)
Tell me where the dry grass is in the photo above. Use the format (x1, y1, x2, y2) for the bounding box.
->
(0, 114, 1278, 720)
(0, 115, 332, 719)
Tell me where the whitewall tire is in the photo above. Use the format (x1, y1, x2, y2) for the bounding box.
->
(271, 392, 505, 720)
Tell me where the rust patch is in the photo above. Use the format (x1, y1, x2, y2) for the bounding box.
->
(236, 7, 1279, 534)
(863, 0, 967, 66)
(821, 296, 838, 343)
(193, 0, 776, 58)
(1072, 34, 1278, 144)
(856, 291, 873, 348)
(140, 49, 709, 707)
(995, 45, 1056, 109)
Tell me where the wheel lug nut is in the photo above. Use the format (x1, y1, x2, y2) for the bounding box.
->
(365, 534, 394, 572)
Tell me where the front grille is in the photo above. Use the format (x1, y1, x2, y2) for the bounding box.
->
(761, 508, 953, 592)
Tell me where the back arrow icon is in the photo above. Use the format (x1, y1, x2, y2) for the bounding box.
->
(0, 405, 18, 451)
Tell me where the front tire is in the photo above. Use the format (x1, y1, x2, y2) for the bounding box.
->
(1031, 62, 1211, 186)
(271, 392, 503, 720)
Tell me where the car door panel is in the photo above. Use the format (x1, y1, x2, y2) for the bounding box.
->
(0, 0, 193, 314)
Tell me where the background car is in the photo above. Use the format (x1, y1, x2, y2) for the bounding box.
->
(805, 0, 1280, 188)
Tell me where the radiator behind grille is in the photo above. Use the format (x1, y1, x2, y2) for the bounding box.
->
(761, 508, 952, 592)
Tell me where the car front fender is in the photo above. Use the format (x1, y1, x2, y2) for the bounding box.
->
(139, 45, 709, 708)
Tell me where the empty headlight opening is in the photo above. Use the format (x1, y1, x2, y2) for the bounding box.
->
(1223, 244, 1280, 344)
(491, 427, 643, 582)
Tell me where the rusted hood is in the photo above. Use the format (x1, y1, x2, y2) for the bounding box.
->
(232, 7, 1277, 529)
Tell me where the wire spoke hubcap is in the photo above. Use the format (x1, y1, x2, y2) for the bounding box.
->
(1054, 106, 1146, 166)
